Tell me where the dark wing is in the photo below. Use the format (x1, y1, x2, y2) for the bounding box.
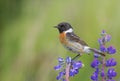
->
(66, 32, 88, 46)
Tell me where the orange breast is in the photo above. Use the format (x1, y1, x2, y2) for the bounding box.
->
(59, 33, 67, 45)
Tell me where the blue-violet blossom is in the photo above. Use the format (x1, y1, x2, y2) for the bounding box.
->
(54, 57, 84, 81)
(91, 30, 117, 81)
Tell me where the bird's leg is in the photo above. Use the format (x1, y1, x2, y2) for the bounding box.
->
(72, 54, 81, 60)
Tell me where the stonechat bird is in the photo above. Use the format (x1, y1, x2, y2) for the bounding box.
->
(54, 22, 105, 58)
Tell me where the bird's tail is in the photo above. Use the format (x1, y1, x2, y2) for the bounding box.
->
(90, 48, 105, 56)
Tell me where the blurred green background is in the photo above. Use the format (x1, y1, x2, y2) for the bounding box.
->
(0, 0, 120, 81)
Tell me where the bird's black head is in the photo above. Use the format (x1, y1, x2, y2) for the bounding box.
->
(54, 22, 73, 33)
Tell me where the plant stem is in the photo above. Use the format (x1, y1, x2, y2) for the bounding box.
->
(65, 63, 70, 81)
(102, 56, 106, 81)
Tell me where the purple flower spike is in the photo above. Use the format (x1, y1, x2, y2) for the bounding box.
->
(100, 45, 107, 52)
(91, 59, 101, 68)
(91, 30, 117, 81)
(107, 46, 116, 54)
(54, 56, 83, 81)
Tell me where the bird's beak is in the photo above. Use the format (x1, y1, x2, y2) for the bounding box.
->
(54, 26, 58, 28)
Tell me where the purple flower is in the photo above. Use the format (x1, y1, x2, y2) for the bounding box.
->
(105, 34, 111, 42)
(107, 68, 117, 79)
(58, 57, 64, 62)
(100, 45, 107, 52)
(95, 68, 99, 74)
(54, 65, 62, 70)
(91, 72, 98, 80)
(72, 61, 82, 69)
(102, 30, 106, 34)
(94, 53, 101, 58)
(98, 38, 103, 45)
(54, 56, 83, 81)
(56, 71, 65, 80)
(69, 69, 79, 76)
(68, 61, 83, 77)
(91, 30, 117, 81)
(91, 59, 101, 68)
(101, 70, 105, 77)
(66, 57, 72, 64)
(106, 58, 117, 67)
(54, 57, 64, 71)
(107, 46, 116, 54)
(98, 30, 112, 45)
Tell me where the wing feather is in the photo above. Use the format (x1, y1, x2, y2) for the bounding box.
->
(66, 32, 88, 46)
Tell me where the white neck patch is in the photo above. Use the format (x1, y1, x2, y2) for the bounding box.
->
(64, 28, 73, 33)
(83, 46, 91, 53)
